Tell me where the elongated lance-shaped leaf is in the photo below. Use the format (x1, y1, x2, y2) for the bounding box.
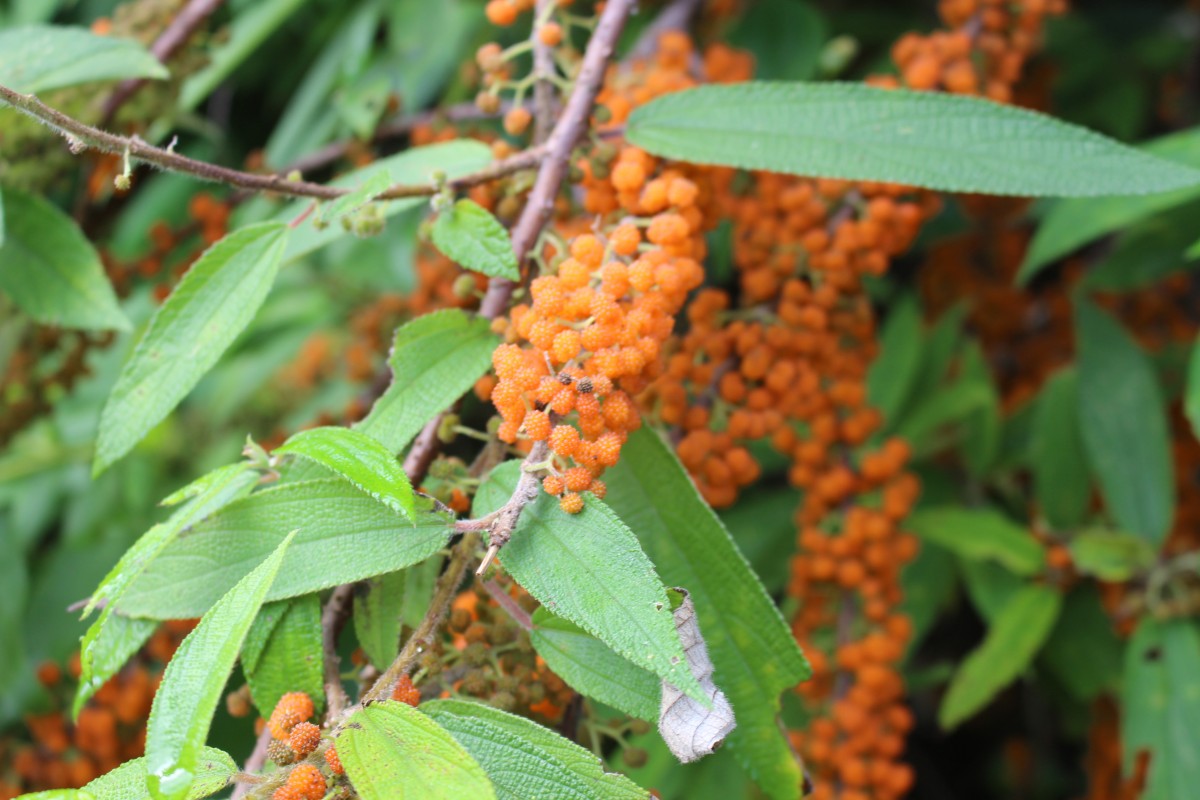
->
(75, 464, 260, 717)
(144, 532, 295, 800)
(244, 594, 324, 717)
(337, 701, 496, 800)
(626, 83, 1200, 197)
(939, 584, 1062, 729)
(1031, 369, 1091, 531)
(529, 608, 661, 722)
(1076, 297, 1175, 546)
(430, 199, 520, 280)
(1019, 125, 1200, 283)
(353, 570, 408, 671)
(357, 309, 499, 453)
(908, 507, 1046, 576)
(275, 426, 415, 519)
(603, 428, 809, 799)
(0, 25, 167, 92)
(423, 699, 651, 800)
(82, 748, 237, 800)
(117, 479, 452, 619)
(0, 187, 129, 332)
(474, 463, 707, 705)
(95, 223, 289, 475)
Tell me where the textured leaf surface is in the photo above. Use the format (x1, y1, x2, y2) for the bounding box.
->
(659, 592, 737, 764)
(338, 701, 495, 800)
(1031, 369, 1091, 530)
(626, 83, 1200, 197)
(12, 792, 94, 799)
(144, 533, 293, 800)
(603, 428, 809, 799)
(0, 25, 166, 92)
(430, 199, 519, 280)
(95, 223, 289, 475)
(81, 748, 237, 800)
(474, 462, 706, 704)
(909, 507, 1045, 576)
(940, 584, 1062, 729)
(275, 141, 492, 263)
(1076, 298, 1174, 545)
(0, 188, 128, 331)
(276, 426, 414, 519)
(358, 309, 499, 453)
(530, 608, 660, 721)
(244, 594, 324, 717)
(117, 479, 452, 619)
(1122, 617, 1200, 800)
(1019, 126, 1200, 283)
(75, 465, 260, 716)
(424, 699, 650, 800)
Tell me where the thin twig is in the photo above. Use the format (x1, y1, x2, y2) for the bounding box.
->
(531, 0, 559, 144)
(320, 583, 355, 720)
(483, 578, 533, 631)
(101, 0, 226, 124)
(478, 0, 638, 320)
(356, 533, 480, 707)
(0, 83, 544, 201)
(229, 724, 273, 800)
(473, 440, 549, 575)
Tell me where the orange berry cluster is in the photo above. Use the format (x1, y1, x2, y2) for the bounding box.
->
(272, 763, 326, 800)
(1, 621, 192, 796)
(391, 674, 420, 707)
(267, 692, 316, 741)
(869, 0, 1068, 102)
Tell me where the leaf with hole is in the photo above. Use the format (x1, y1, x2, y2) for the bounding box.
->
(0, 187, 128, 332)
(626, 83, 1200, 197)
(94, 223, 289, 475)
(144, 532, 294, 800)
(337, 701, 495, 800)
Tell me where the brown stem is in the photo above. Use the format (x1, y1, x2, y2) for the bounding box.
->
(531, 0, 559, 145)
(0, 83, 544, 201)
(627, 0, 705, 62)
(320, 583, 355, 720)
(100, 0, 226, 125)
(482, 578, 533, 631)
(478, 0, 638, 321)
(229, 724, 272, 800)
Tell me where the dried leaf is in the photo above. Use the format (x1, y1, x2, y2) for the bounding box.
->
(658, 590, 736, 763)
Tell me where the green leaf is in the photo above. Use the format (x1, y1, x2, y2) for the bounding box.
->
(939, 584, 1062, 729)
(900, 541, 958, 653)
(897, 378, 994, 457)
(145, 532, 294, 800)
(1019, 126, 1200, 283)
(353, 570, 407, 671)
(1031, 369, 1091, 531)
(423, 699, 650, 800)
(725, 0, 826, 81)
(1078, 201, 1200, 292)
(908, 507, 1045, 576)
(94, 223, 289, 475)
(1123, 617, 1200, 799)
(866, 293, 922, 429)
(13, 792, 94, 800)
(529, 607, 661, 722)
(1076, 297, 1174, 546)
(116, 479, 451, 619)
(0, 25, 167, 92)
(82, 748, 237, 800)
(240, 601, 288, 675)
(337, 701, 496, 800)
(0, 187, 128, 331)
(430, 199, 519, 280)
(275, 141, 492, 264)
(1038, 585, 1121, 701)
(626, 83, 1200, 198)
(474, 462, 707, 705)
(276, 426, 415, 520)
(602, 428, 810, 800)
(1186, 335, 1200, 441)
(358, 309, 499, 453)
(75, 464, 260, 716)
(958, 342, 1001, 476)
(1068, 529, 1157, 582)
(317, 171, 393, 226)
(244, 594, 324, 718)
